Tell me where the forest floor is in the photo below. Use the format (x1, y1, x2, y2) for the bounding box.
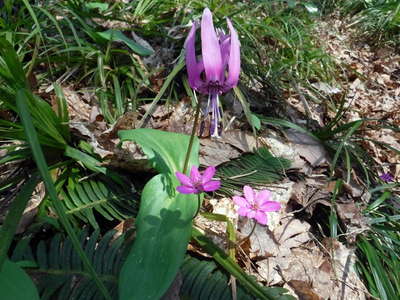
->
(1, 2, 399, 300)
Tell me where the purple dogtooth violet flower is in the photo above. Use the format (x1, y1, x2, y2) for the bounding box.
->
(185, 7, 240, 138)
(233, 185, 281, 226)
(175, 165, 221, 194)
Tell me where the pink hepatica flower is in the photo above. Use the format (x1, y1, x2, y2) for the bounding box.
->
(233, 185, 281, 225)
(176, 166, 221, 194)
(185, 7, 240, 137)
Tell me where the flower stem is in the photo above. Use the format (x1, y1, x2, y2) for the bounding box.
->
(237, 220, 257, 246)
(183, 92, 201, 173)
(192, 193, 202, 219)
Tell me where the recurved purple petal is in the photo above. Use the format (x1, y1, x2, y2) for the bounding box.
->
(175, 171, 192, 186)
(190, 166, 201, 183)
(224, 18, 240, 90)
(260, 201, 281, 212)
(185, 22, 203, 90)
(243, 185, 254, 203)
(177, 185, 198, 194)
(201, 8, 223, 82)
(202, 166, 216, 183)
(202, 180, 220, 192)
(254, 211, 268, 225)
(219, 33, 230, 81)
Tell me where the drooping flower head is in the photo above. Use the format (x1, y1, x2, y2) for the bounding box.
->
(176, 165, 221, 194)
(185, 8, 240, 137)
(233, 185, 281, 225)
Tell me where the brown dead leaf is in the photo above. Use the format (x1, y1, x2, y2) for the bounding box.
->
(256, 239, 367, 300)
(221, 130, 257, 153)
(287, 280, 322, 300)
(285, 129, 328, 167)
(16, 182, 45, 234)
(289, 176, 332, 215)
(238, 216, 311, 259)
(199, 138, 241, 166)
(61, 86, 92, 122)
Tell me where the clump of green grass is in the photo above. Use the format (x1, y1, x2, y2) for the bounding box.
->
(337, 0, 400, 47)
(356, 187, 400, 300)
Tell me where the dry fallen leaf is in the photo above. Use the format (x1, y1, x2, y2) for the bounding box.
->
(285, 129, 328, 167)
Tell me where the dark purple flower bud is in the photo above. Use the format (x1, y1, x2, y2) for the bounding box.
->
(379, 172, 394, 182)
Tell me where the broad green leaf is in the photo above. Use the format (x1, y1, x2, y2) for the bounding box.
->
(97, 30, 154, 56)
(118, 129, 199, 300)
(303, 2, 319, 14)
(250, 113, 261, 131)
(85, 2, 109, 11)
(0, 175, 39, 269)
(287, 0, 296, 9)
(118, 128, 197, 174)
(0, 260, 40, 300)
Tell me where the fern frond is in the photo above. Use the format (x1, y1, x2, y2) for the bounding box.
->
(12, 228, 126, 300)
(60, 178, 137, 228)
(217, 148, 291, 196)
(180, 256, 295, 300)
(11, 231, 294, 300)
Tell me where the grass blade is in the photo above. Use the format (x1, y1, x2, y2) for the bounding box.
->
(16, 88, 112, 300)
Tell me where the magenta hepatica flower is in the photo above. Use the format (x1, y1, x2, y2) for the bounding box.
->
(185, 7, 240, 137)
(379, 172, 394, 182)
(233, 185, 281, 225)
(176, 166, 221, 194)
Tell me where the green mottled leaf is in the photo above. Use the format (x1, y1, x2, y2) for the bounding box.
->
(118, 129, 199, 300)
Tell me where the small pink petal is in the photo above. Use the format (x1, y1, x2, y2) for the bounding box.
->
(243, 185, 254, 203)
(202, 166, 216, 183)
(177, 186, 198, 194)
(233, 196, 249, 208)
(190, 166, 201, 183)
(202, 180, 220, 192)
(237, 206, 251, 217)
(260, 201, 281, 212)
(254, 211, 267, 225)
(247, 209, 256, 219)
(255, 190, 272, 203)
(175, 171, 192, 186)
(201, 8, 223, 82)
